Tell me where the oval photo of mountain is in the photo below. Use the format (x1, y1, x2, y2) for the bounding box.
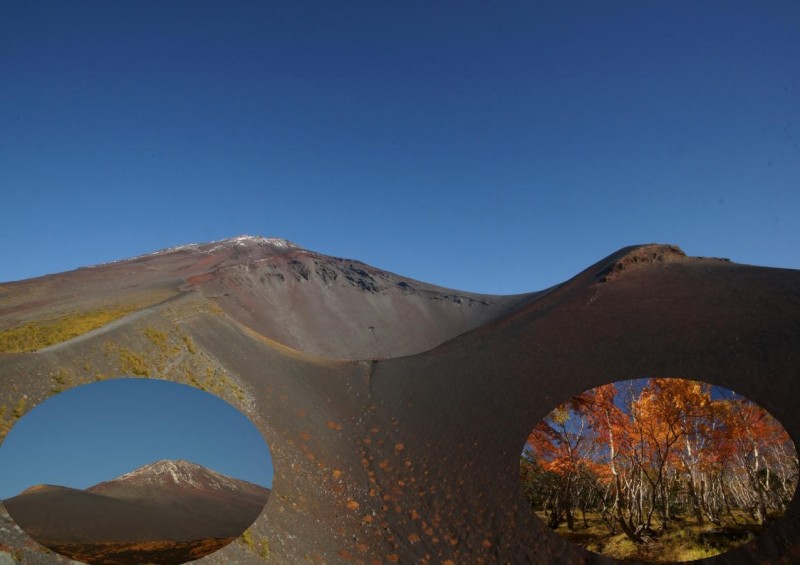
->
(0, 378, 272, 565)
(520, 377, 798, 563)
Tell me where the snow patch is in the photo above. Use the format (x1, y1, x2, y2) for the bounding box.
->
(84, 235, 300, 268)
(111, 459, 243, 492)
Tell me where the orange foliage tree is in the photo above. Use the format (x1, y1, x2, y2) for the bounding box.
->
(521, 378, 798, 543)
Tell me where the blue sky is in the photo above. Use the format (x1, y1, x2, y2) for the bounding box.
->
(1, 1, 798, 294)
(0, 378, 272, 499)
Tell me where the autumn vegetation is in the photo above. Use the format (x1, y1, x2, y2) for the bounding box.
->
(0, 307, 140, 353)
(0, 290, 176, 353)
(521, 378, 798, 562)
(45, 537, 237, 565)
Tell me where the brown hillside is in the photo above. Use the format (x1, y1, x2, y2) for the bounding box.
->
(1, 239, 797, 564)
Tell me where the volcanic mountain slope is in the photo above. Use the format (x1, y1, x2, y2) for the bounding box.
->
(0, 235, 533, 360)
(0, 239, 799, 564)
(3, 460, 269, 564)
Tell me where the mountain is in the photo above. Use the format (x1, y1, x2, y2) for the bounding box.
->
(4, 459, 270, 541)
(0, 235, 533, 360)
(2, 460, 269, 564)
(88, 459, 268, 500)
(1, 237, 798, 564)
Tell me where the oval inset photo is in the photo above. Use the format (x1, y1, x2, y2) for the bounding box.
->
(520, 378, 798, 562)
(0, 378, 272, 565)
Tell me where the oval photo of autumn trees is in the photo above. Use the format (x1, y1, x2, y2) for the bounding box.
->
(520, 378, 798, 562)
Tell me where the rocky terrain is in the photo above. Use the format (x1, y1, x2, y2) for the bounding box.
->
(0, 236, 798, 564)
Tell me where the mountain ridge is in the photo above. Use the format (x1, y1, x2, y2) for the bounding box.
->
(0, 234, 536, 359)
(87, 458, 268, 495)
(1, 240, 798, 563)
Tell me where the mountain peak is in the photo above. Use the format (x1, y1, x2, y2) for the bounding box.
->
(595, 243, 686, 283)
(203, 235, 300, 252)
(90, 459, 256, 493)
(18, 484, 60, 495)
(6, 460, 271, 561)
(226, 234, 296, 247)
(130, 458, 203, 473)
(88, 235, 301, 269)
(211, 234, 300, 249)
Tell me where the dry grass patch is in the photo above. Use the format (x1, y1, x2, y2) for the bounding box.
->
(0, 289, 177, 353)
(0, 307, 139, 352)
(535, 511, 761, 562)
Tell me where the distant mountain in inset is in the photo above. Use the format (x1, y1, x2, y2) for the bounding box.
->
(3, 460, 269, 564)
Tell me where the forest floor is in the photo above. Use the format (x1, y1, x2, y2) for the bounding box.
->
(45, 537, 236, 565)
(535, 510, 764, 562)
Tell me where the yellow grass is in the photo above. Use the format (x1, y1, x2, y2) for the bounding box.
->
(0, 307, 140, 352)
(0, 288, 178, 353)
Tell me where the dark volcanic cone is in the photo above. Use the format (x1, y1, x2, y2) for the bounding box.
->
(1, 240, 799, 564)
(87, 459, 270, 524)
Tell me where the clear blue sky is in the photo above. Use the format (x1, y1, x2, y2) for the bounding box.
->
(0, 379, 272, 499)
(1, 1, 798, 293)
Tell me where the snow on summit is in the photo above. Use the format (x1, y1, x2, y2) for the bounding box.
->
(205, 234, 298, 253)
(87, 234, 300, 268)
(110, 459, 247, 491)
